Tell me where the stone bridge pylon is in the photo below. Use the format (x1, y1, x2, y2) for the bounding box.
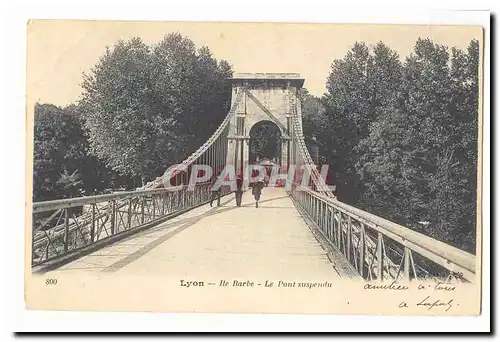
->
(226, 73, 305, 175)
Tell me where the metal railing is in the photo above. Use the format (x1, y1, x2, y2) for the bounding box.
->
(289, 183, 476, 282)
(31, 82, 476, 283)
(288, 87, 334, 197)
(32, 183, 231, 266)
(143, 90, 244, 190)
(31, 91, 245, 267)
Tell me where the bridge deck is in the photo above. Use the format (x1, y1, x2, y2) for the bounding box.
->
(50, 188, 349, 279)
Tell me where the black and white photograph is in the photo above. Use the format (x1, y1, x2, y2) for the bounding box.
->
(24, 18, 485, 316)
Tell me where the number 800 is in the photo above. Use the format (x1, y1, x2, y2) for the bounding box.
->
(45, 278, 57, 285)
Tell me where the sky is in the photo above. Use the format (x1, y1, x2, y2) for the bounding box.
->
(26, 20, 482, 107)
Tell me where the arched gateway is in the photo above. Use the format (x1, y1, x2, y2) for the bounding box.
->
(226, 73, 304, 175)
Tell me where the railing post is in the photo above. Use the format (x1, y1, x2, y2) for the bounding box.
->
(323, 202, 328, 231)
(359, 223, 365, 278)
(316, 198, 320, 223)
(377, 232, 383, 281)
(319, 201, 323, 230)
(329, 208, 333, 242)
(128, 197, 133, 229)
(309, 195, 313, 216)
(162, 192, 166, 215)
(332, 209, 336, 245)
(337, 212, 342, 248)
(311, 196, 314, 220)
(141, 196, 145, 224)
(324, 202, 327, 230)
(318, 199, 321, 224)
(90, 204, 96, 242)
(318, 201, 323, 230)
(31, 225, 35, 265)
(64, 208, 69, 252)
(404, 247, 411, 280)
(110, 200, 116, 235)
(347, 216, 352, 262)
(152, 195, 156, 220)
(167, 192, 172, 213)
(326, 207, 330, 241)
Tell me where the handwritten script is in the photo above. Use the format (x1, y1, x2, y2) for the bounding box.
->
(363, 280, 457, 312)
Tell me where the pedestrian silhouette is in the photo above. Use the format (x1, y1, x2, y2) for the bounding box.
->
(209, 172, 221, 207)
(252, 180, 264, 208)
(235, 174, 244, 207)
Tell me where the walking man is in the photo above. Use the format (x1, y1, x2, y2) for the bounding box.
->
(209, 173, 221, 207)
(252, 180, 264, 208)
(235, 174, 244, 207)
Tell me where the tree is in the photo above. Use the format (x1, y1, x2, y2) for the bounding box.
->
(432, 39, 479, 251)
(299, 88, 327, 140)
(355, 39, 479, 252)
(151, 35, 232, 156)
(249, 122, 281, 161)
(321, 42, 402, 203)
(81, 37, 162, 186)
(81, 34, 233, 185)
(33, 103, 87, 201)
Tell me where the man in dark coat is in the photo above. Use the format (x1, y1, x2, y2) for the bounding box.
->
(252, 180, 264, 208)
(209, 183, 221, 207)
(235, 174, 244, 207)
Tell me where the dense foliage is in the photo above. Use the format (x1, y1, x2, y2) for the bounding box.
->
(33, 33, 232, 201)
(249, 121, 281, 162)
(33, 103, 86, 201)
(300, 88, 327, 140)
(305, 38, 479, 252)
(33, 103, 133, 201)
(80, 34, 232, 185)
(33, 33, 479, 253)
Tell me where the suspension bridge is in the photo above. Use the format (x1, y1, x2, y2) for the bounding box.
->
(31, 73, 476, 282)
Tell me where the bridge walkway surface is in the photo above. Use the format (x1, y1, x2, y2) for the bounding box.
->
(48, 187, 355, 279)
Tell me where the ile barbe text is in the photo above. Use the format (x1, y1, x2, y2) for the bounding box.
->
(179, 279, 333, 288)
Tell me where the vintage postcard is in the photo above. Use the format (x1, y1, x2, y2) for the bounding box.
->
(25, 20, 484, 316)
